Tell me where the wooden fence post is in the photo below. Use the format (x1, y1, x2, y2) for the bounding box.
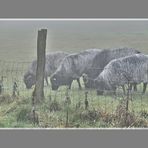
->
(34, 29, 47, 104)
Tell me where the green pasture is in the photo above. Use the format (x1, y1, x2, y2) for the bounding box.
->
(0, 77, 148, 128)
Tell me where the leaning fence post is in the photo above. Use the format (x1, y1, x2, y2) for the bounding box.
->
(34, 29, 47, 104)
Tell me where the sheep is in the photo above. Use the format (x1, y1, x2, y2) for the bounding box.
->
(83, 47, 141, 90)
(50, 49, 101, 90)
(24, 51, 69, 89)
(90, 54, 148, 95)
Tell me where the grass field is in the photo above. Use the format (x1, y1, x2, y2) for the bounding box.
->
(0, 77, 148, 128)
(0, 20, 148, 128)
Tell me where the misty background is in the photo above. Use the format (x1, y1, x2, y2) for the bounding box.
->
(0, 20, 148, 61)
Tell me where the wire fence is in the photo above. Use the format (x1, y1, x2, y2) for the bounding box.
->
(0, 60, 31, 95)
(0, 60, 148, 127)
(0, 60, 147, 105)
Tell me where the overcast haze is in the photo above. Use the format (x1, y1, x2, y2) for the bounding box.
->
(0, 20, 148, 61)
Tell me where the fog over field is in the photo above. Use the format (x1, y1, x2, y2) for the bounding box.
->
(0, 20, 148, 61)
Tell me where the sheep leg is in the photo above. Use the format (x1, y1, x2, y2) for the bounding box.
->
(113, 87, 117, 97)
(143, 83, 147, 94)
(45, 76, 49, 86)
(77, 78, 82, 90)
(133, 83, 137, 91)
(122, 85, 126, 95)
(129, 84, 133, 91)
(68, 80, 73, 89)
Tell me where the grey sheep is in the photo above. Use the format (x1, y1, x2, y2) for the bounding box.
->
(24, 51, 69, 89)
(50, 49, 101, 90)
(89, 54, 148, 94)
(83, 47, 141, 89)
